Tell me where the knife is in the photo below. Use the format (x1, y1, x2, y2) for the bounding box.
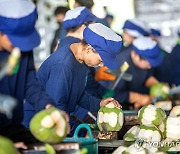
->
(0, 47, 21, 80)
(110, 61, 129, 90)
(105, 68, 133, 82)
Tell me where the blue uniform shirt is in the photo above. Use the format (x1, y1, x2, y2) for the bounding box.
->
(25, 44, 101, 135)
(169, 42, 180, 85)
(59, 36, 106, 119)
(0, 51, 54, 128)
(114, 47, 152, 103)
(59, 36, 81, 47)
(152, 48, 171, 84)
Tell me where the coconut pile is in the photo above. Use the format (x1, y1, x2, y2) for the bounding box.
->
(113, 104, 180, 154)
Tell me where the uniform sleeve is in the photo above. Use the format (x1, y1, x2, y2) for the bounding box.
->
(39, 63, 73, 113)
(146, 68, 153, 79)
(86, 68, 107, 97)
(114, 80, 129, 103)
(24, 54, 55, 112)
(77, 90, 101, 112)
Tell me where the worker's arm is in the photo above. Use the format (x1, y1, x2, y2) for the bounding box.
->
(86, 68, 107, 98)
(114, 79, 129, 103)
(39, 63, 73, 112)
(78, 90, 101, 112)
(24, 53, 55, 112)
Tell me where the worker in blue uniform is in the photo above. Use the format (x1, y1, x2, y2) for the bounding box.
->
(169, 29, 180, 86)
(114, 37, 163, 109)
(0, 0, 61, 145)
(149, 28, 171, 84)
(61, 7, 111, 121)
(32, 23, 122, 136)
(23, 7, 109, 130)
(121, 19, 149, 54)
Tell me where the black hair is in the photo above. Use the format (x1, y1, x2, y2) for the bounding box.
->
(54, 6, 69, 16)
(81, 39, 98, 53)
(81, 39, 87, 46)
(66, 26, 81, 33)
(66, 22, 92, 33)
(75, 0, 94, 10)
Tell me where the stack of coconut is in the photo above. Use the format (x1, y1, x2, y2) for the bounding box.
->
(113, 104, 180, 154)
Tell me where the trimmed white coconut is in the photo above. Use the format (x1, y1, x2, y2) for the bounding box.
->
(168, 145, 180, 151)
(112, 146, 127, 154)
(137, 125, 162, 142)
(97, 102, 124, 131)
(123, 143, 147, 154)
(55, 113, 66, 137)
(98, 112, 103, 123)
(159, 116, 180, 140)
(124, 125, 140, 141)
(138, 104, 166, 127)
(109, 112, 118, 127)
(170, 105, 180, 117)
(41, 115, 54, 128)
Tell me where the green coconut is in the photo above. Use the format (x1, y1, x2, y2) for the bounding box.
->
(97, 102, 123, 131)
(123, 125, 140, 141)
(0, 136, 17, 154)
(150, 83, 169, 100)
(30, 107, 68, 144)
(45, 143, 56, 154)
(138, 104, 166, 127)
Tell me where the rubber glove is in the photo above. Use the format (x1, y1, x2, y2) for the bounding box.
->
(95, 66, 116, 81)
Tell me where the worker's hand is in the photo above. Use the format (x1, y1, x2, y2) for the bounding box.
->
(60, 110, 70, 134)
(95, 66, 116, 81)
(129, 92, 152, 109)
(45, 104, 54, 109)
(14, 142, 27, 149)
(45, 104, 70, 134)
(134, 95, 152, 108)
(100, 97, 122, 108)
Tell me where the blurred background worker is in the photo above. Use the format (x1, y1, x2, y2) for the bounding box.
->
(0, 0, 59, 144)
(105, 13, 114, 27)
(169, 29, 180, 86)
(114, 37, 163, 109)
(74, 0, 110, 27)
(150, 28, 171, 84)
(50, 6, 69, 53)
(74, 0, 94, 10)
(121, 19, 149, 51)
